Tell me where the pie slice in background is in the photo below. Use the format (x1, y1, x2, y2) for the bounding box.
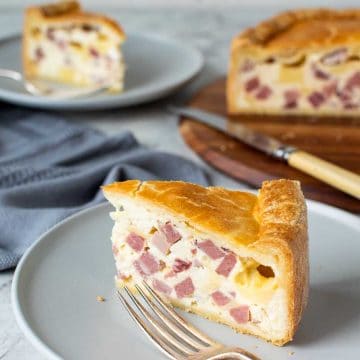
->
(227, 9, 360, 116)
(23, 0, 126, 92)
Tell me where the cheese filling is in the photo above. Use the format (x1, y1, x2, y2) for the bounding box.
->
(235, 47, 360, 112)
(110, 202, 287, 338)
(26, 23, 125, 91)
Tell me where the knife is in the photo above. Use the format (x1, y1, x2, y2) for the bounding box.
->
(168, 105, 360, 200)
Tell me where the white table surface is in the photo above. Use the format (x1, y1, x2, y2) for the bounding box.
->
(0, 6, 344, 359)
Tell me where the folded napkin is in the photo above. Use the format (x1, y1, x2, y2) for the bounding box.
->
(0, 105, 208, 270)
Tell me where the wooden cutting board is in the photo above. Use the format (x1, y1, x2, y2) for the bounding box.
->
(179, 77, 360, 213)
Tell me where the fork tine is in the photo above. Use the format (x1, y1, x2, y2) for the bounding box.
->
(142, 281, 218, 346)
(135, 284, 209, 350)
(117, 291, 185, 360)
(123, 286, 195, 356)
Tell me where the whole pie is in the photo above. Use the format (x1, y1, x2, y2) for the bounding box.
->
(23, 1, 126, 92)
(103, 179, 309, 346)
(227, 9, 360, 116)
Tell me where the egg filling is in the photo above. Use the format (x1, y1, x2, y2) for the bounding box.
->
(234, 47, 360, 114)
(25, 23, 125, 91)
(110, 202, 287, 338)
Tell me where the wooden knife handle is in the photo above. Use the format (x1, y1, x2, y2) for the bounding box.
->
(288, 150, 360, 199)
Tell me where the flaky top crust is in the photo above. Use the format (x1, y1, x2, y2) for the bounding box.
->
(233, 8, 360, 56)
(103, 179, 306, 251)
(25, 0, 125, 40)
(104, 180, 259, 245)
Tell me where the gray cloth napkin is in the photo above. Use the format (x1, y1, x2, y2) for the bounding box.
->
(0, 106, 208, 270)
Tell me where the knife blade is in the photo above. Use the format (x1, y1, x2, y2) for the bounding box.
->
(168, 105, 296, 161)
(168, 105, 360, 199)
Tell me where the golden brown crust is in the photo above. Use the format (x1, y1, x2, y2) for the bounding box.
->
(234, 8, 360, 52)
(103, 179, 308, 345)
(24, 1, 125, 39)
(37, 0, 81, 17)
(104, 180, 259, 245)
(256, 179, 308, 345)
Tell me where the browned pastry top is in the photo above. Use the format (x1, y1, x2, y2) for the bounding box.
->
(234, 8, 360, 53)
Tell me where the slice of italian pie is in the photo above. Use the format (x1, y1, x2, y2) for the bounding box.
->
(102, 179, 308, 346)
(23, 1, 126, 92)
(227, 8, 360, 116)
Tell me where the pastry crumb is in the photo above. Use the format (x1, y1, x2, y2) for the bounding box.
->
(288, 351, 295, 356)
(96, 295, 106, 302)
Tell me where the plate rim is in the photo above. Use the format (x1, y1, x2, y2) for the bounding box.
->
(0, 32, 204, 110)
(11, 198, 360, 359)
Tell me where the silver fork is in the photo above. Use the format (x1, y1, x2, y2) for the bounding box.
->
(117, 282, 260, 360)
(0, 68, 108, 99)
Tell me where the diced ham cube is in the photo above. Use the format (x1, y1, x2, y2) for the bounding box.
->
(191, 248, 197, 255)
(345, 71, 360, 92)
(284, 89, 299, 109)
(337, 89, 351, 101)
(284, 101, 297, 109)
(230, 306, 250, 323)
(197, 240, 224, 260)
(152, 279, 172, 295)
(244, 77, 260, 92)
(46, 28, 55, 41)
(343, 102, 357, 109)
(211, 291, 231, 306)
(35, 47, 44, 61)
(151, 231, 170, 254)
(134, 252, 159, 276)
(311, 64, 330, 80)
(56, 40, 67, 50)
(126, 232, 145, 252)
(160, 222, 181, 244)
(321, 48, 348, 66)
(323, 82, 337, 98)
(172, 259, 192, 273)
(307, 91, 325, 108)
(240, 59, 255, 73)
(284, 89, 299, 103)
(89, 47, 100, 58)
(175, 277, 195, 298)
(216, 253, 237, 277)
(133, 261, 146, 276)
(255, 85, 272, 100)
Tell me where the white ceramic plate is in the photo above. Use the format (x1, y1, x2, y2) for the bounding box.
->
(12, 200, 360, 360)
(0, 33, 203, 110)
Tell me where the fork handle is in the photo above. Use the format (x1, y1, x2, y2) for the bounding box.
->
(288, 150, 360, 199)
(189, 346, 261, 360)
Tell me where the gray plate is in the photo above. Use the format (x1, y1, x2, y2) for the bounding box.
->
(0, 33, 203, 110)
(12, 200, 360, 360)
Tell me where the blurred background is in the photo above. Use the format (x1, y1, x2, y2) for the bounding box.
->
(0, 0, 359, 10)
